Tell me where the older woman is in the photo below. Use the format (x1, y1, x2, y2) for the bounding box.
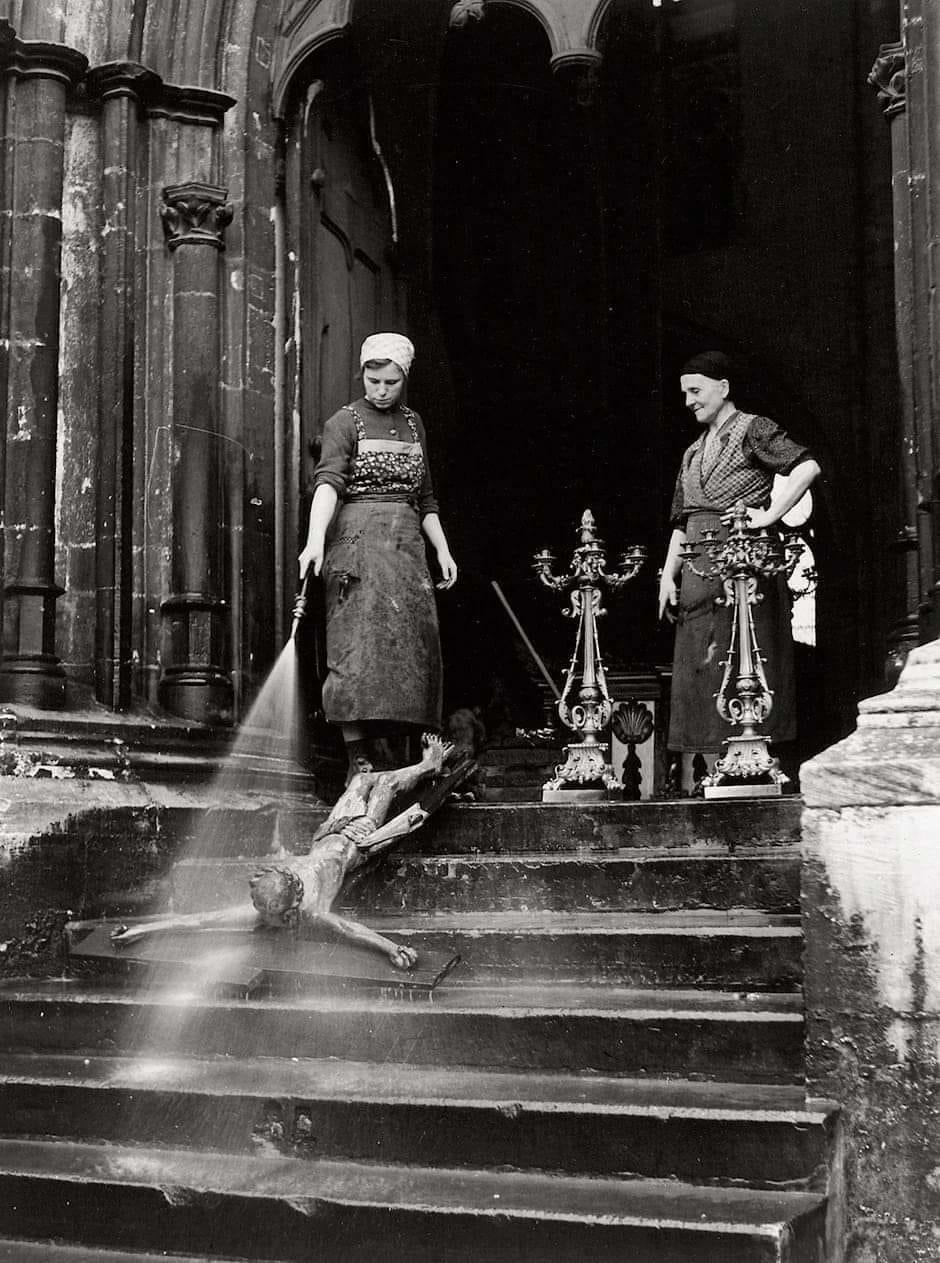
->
(299, 333, 457, 776)
(658, 352, 821, 760)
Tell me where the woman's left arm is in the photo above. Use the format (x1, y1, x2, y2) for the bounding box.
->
(745, 458, 821, 529)
(422, 513, 458, 589)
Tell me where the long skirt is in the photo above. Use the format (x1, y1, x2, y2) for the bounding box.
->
(668, 510, 796, 752)
(321, 499, 443, 728)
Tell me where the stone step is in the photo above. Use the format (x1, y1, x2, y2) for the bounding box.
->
(0, 1053, 837, 1188)
(0, 1137, 829, 1262)
(0, 981, 804, 1081)
(0, 1241, 248, 1263)
(378, 799, 804, 857)
(70, 909, 802, 992)
(479, 785, 543, 801)
(170, 848, 800, 916)
(156, 799, 802, 858)
(361, 909, 803, 988)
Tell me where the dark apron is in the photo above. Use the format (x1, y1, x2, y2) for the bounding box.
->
(321, 498, 442, 728)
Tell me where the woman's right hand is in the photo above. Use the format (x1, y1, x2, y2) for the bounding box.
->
(299, 540, 324, 579)
(658, 574, 678, 622)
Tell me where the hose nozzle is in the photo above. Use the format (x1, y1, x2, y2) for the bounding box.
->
(291, 571, 311, 641)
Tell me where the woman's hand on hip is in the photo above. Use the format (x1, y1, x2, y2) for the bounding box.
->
(299, 541, 324, 579)
(436, 550, 458, 590)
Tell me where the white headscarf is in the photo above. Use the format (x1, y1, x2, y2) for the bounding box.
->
(360, 332, 415, 377)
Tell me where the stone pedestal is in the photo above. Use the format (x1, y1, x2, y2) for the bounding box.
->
(800, 636, 940, 1261)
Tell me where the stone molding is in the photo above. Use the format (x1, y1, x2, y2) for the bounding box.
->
(148, 83, 236, 127)
(84, 65, 234, 125)
(0, 34, 236, 126)
(1, 36, 87, 89)
(160, 182, 233, 251)
(550, 47, 604, 73)
(86, 60, 162, 105)
(801, 637, 940, 808)
(858, 635, 940, 717)
(869, 40, 906, 118)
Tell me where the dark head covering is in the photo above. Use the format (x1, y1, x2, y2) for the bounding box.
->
(680, 351, 732, 384)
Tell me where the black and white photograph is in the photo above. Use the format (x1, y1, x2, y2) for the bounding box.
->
(0, 0, 936, 1258)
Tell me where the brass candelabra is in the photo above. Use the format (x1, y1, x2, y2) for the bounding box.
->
(679, 500, 804, 797)
(534, 510, 646, 800)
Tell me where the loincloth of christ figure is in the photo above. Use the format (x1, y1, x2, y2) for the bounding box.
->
(110, 733, 468, 971)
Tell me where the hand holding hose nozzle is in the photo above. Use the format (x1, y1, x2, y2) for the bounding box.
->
(291, 570, 312, 641)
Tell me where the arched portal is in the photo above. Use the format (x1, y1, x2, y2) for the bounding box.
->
(262, 0, 896, 747)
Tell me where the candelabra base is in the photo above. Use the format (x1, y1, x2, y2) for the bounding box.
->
(701, 732, 789, 799)
(542, 739, 620, 802)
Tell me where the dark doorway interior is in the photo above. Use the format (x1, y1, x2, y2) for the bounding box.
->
(432, 6, 666, 726)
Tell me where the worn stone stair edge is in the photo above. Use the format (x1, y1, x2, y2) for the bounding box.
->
(94, 908, 803, 935)
(362, 914, 803, 938)
(0, 1054, 836, 1123)
(0, 979, 805, 1016)
(0, 1139, 828, 1231)
(172, 843, 803, 863)
(0, 1240, 243, 1263)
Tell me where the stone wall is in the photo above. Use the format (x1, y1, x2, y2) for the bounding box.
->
(801, 638, 940, 1260)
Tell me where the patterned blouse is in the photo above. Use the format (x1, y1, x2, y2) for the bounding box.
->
(670, 411, 810, 528)
(313, 398, 439, 517)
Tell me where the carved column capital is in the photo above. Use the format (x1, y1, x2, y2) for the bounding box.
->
(86, 60, 162, 105)
(3, 38, 88, 88)
(161, 182, 233, 251)
(869, 40, 906, 118)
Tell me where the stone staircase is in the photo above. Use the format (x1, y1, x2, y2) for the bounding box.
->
(0, 797, 840, 1261)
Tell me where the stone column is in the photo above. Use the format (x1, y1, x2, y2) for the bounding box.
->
(86, 63, 160, 712)
(158, 179, 234, 725)
(901, 0, 940, 638)
(870, 42, 921, 676)
(0, 37, 87, 708)
(919, 0, 940, 638)
(0, 21, 15, 665)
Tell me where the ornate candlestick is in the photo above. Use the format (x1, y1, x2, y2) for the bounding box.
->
(534, 510, 646, 801)
(679, 501, 804, 798)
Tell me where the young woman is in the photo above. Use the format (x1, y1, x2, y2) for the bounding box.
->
(299, 333, 457, 777)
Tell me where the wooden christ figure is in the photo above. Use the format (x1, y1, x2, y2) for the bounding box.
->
(110, 734, 468, 971)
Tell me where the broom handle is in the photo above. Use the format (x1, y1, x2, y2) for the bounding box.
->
(490, 580, 561, 700)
